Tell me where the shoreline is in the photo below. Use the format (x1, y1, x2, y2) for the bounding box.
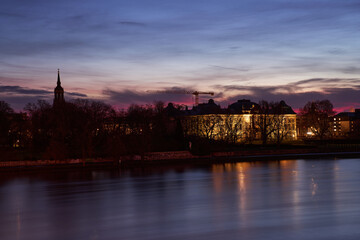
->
(1, 149, 360, 170)
(120, 151, 360, 167)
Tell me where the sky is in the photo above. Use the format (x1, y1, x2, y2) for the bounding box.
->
(1, 0, 359, 112)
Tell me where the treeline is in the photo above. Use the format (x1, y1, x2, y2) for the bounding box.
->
(1, 98, 358, 160)
(0, 100, 185, 160)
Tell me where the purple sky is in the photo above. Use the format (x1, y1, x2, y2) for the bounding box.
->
(1, 0, 359, 112)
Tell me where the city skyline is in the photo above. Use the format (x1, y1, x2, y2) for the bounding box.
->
(1, 0, 360, 111)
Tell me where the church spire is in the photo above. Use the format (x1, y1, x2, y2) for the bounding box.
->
(54, 69, 65, 106)
(57, 69, 61, 87)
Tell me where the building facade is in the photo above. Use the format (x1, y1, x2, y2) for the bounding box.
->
(181, 99, 297, 144)
(332, 109, 360, 138)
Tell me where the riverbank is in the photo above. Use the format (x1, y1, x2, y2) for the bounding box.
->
(119, 150, 360, 167)
(0, 158, 115, 168)
(1, 148, 360, 169)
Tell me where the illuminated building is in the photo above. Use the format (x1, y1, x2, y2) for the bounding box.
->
(181, 99, 297, 143)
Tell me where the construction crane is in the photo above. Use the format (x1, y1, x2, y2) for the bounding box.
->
(148, 90, 215, 106)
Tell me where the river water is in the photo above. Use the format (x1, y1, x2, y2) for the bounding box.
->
(1, 158, 360, 240)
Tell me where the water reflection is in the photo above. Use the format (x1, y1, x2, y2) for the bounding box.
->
(1, 158, 360, 240)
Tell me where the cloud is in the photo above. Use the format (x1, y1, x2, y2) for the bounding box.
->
(328, 48, 347, 55)
(341, 67, 360, 74)
(0, 85, 87, 110)
(289, 78, 359, 86)
(103, 78, 360, 112)
(209, 65, 250, 72)
(103, 87, 203, 106)
(0, 39, 88, 57)
(213, 78, 360, 111)
(0, 85, 87, 97)
(0, 61, 33, 69)
(0, 11, 26, 18)
(66, 92, 87, 97)
(0, 85, 51, 95)
(118, 21, 147, 27)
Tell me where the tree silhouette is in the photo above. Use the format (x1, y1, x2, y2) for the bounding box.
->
(300, 100, 335, 140)
(252, 100, 276, 145)
(0, 101, 14, 147)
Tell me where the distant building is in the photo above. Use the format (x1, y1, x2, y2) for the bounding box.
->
(53, 69, 65, 106)
(332, 109, 360, 137)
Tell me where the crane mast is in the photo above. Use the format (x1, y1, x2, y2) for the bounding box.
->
(191, 91, 214, 106)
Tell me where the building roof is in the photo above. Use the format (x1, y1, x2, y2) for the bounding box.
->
(189, 99, 222, 115)
(184, 99, 296, 116)
(272, 100, 296, 114)
(335, 110, 360, 119)
(228, 99, 258, 113)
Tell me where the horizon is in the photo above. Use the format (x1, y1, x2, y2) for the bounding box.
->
(1, 0, 359, 112)
(2, 69, 358, 114)
(3, 81, 356, 115)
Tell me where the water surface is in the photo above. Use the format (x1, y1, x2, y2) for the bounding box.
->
(1, 158, 360, 240)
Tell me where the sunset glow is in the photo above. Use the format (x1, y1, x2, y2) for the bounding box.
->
(1, 0, 359, 111)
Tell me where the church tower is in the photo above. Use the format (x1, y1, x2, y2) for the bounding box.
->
(54, 69, 65, 105)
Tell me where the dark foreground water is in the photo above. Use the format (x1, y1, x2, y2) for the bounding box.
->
(1, 158, 360, 240)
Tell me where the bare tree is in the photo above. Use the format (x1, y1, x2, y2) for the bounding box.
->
(272, 115, 287, 144)
(300, 100, 335, 140)
(219, 114, 244, 144)
(199, 115, 222, 140)
(252, 101, 276, 145)
(271, 102, 293, 144)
